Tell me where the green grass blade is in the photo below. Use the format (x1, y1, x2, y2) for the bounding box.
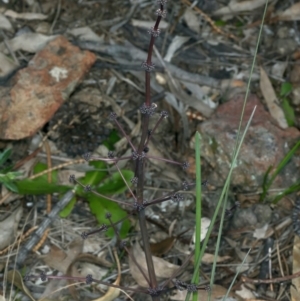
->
(192, 131, 202, 301)
(185, 107, 257, 301)
(224, 248, 251, 300)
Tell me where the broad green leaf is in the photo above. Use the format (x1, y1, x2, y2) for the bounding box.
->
(79, 160, 107, 186)
(33, 162, 59, 183)
(280, 82, 293, 97)
(103, 129, 120, 150)
(16, 178, 70, 195)
(0, 148, 12, 166)
(282, 98, 295, 126)
(97, 170, 134, 195)
(59, 196, 76, 217)
(75, 160, 107, 195)
(88, 194, 130, 238)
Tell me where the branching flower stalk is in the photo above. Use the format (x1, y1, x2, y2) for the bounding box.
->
(24, 1, 210, 299)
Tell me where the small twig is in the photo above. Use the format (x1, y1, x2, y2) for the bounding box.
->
(241, 270, 300, 284)
(15, 190, 75, 268)
(49, 0, 61, 34)
(180, 0, 239, 41)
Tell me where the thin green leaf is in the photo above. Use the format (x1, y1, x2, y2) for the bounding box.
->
(186, 106, 258, 301)
(282, 98, 295, 126)
(2, 179, 19, 193)
(0, 148, 12, 166)
(260, 165, 273, 202)
(192, 132, 202, 301)
(272, 181, 300, 204)
(59, 196, 76, 217)
(6, 171, 23, 180)
(262, 140, 300, 201)
(97, 170, 134, 195)
(280, 82, 293, 97)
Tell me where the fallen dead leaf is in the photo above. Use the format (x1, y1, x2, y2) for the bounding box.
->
(213, 0, 269, 16)
(4, 10, 48, 20)
(150, 237, 176, 256)
(43, 238, 83, 274)
(253, 224, 269, 239)
(0, 52, 19, 78)
(68, 27, 104, 43)
(0, 206, 22, 249)
(0, 33, 56, 54)
(66, 253, 113, 300)
(170, 284, 241, 301)
(129, 243, 179, 287)
(92, 249, 121, 301)
(183, 8, 201, 34)
(201, 253, 231, 264)
(235, 284, 255, 300)
(6, 270, 36, 301)
(0, 14, 12, 31)
(260, 67, 288, 129)
(192, 217, 211, 244)
(276, 3, 300, 21)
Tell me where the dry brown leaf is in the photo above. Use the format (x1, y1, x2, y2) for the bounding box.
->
(92, 249, 121, 301)
(213, 0, 268, 16)
(43, 238, 83, 274)
(276, 3, 300, 21)
(150, 237, 176, 256)
(0, 14, 12, 31)
(201, 253, 231, 264)
(170, 284, 241, 301)
(4, 10, 48, 20)
(0, 33, 56, 54)
(129, 243, 179, 287)
(292, 235, 300, 300)
(68, 27, 104, 43)
(259, 67, 288, 129)
(6, 270, 36, 301)
(0, 206, 22, 249)
(235, 284, 255, 299)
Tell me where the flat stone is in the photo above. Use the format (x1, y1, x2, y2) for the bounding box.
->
(0, 35, 96, 140)
(196, 94, 300, 191)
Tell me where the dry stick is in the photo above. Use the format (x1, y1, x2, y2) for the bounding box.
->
(32, 139, 52, 252)
(241, 271, 300, 284)
(180, 0, 239, 41)
(15, 189, 75, 268)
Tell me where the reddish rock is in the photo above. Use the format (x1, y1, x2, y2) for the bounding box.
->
(197, 94, 300, 192)
(0, 35, 96, 140)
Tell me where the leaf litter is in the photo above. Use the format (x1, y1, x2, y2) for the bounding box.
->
(0, 0, 300, 300)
